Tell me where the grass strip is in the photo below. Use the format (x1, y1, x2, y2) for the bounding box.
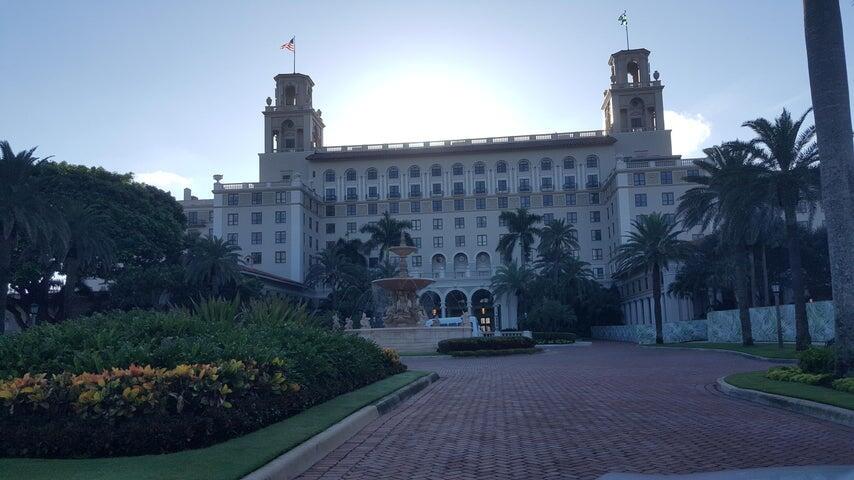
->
(0, 371, 429, 480)
(653, 342, 798, 359)
(726, 371, 854, 411)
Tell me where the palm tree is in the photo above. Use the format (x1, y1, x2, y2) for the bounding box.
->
(0, 142, 67, 333)
(537, 218, 579, 262)
(359, 212, 412, 261)
(613, 213, 692, 344)
(742, 109, 820, 350)
(490, 261, 536, 327)
(184, 235, 243, 297)
(306, 245, 361, 314)
(59, 203, 115, 319)
(803, 0, 854, 374)
(496, 208, 542, 264)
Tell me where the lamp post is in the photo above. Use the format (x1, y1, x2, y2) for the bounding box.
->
(771, 283, 783, 349)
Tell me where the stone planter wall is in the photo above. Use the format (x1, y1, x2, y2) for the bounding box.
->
(347, 326, 472, 353)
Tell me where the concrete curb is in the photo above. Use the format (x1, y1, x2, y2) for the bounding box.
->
(643, 345, 796, 363)
(539, 341, 592, 347)
(716, 376, 854, 428)
(242, 372, 440, 480)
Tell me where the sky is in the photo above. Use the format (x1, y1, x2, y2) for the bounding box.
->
(2, 1, 852, 198)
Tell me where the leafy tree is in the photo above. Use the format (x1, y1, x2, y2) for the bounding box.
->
(359, 212, 412, 261)
(58, 203, 115, 319)
(742, 109, 820, 350)
(521, 299, 576, 333)
(183, 235, 243, 297)
(496, 208, 542, 264)
(0, 142, 67, 333)
(537, 218, 579, 272)
(490, 261, 536, 325)
(306, 245, 362, 315)
(614, 213, 692, 344)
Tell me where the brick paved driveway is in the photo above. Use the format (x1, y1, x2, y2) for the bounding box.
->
(298, 343, 854, 479)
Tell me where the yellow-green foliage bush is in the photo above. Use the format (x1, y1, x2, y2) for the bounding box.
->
(831, 377, 854, 394)
(765, 366, 833, 386)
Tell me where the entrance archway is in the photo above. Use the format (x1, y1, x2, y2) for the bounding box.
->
(445, 290, 468, 317)
(472, 289, 495, 332)
(420, 291, 441, 319)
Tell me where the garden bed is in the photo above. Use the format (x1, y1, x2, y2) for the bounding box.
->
(531, 332, 576, 345)
(724, 371, 854, 411)
(437, 336, 535, 354)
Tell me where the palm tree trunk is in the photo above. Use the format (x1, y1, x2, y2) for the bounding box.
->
(804, 0, 854, 376)
(761, 245, 770, 308)
(735, 246, 754, 346)
(783, 203, 811, 350)
(749, 248, 758, 308)
(62, 256, 80, 321)
(0, 234, 11, 334)
(652, 263, 663, 344)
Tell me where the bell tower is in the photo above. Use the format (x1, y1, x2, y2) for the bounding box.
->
(263, 73, 325, 153)
(601, 49, 665, 134)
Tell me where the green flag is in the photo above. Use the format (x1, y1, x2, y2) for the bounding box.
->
(618, 11, 628, 26)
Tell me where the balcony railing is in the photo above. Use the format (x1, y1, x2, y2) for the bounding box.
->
(388, 191, 401, 199)
(367, 193, 379, 200)
(585, 181, 600, 189)
(431, 190, 444, 197)
(540, 184, 554, 192)
(325, 195, 337, 202)
(345, 193, 358, 201)
(409, 190, 422, 198)
(562, 183, 577, 191)
(474, 188, 487, 195)
(429, 267, 498, 279)
(452, 189, 465, 196)
(518, 185, 532, 192)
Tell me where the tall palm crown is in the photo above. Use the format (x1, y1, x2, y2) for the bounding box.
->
(490, 261, 536, 300)
(359, 212, 412, 261)
(306, 245, 357, 291)
(537, 218, 579, 260)
(496, 208, 542, 263)
(183, 235, 243, 297)
(59, 203, 116, 318)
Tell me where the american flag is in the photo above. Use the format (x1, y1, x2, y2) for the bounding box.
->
(281, 37, 295, 51)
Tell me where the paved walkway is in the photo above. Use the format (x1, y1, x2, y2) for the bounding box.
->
(297, 343, 854, 479)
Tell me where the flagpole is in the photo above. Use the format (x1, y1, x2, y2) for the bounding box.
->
(625, 23, 630, 50)
(293, 37, 296, 74)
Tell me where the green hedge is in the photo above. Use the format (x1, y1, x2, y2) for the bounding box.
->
(437, 336, 535, 353)
(531, 332, 577, 344)
(449, 347, 541, 357)
(0, 306, 405, 458)
(797, 347, 834, 374)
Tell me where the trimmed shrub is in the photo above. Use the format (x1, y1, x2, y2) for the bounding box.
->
(437, 336, 535, 353)
(831, 377, 854, 394)
(765, 366, 833, 386)
(532, 332, 577, 344)
(449, 347, 541, 357)
(520, 299, 576, 333)
(797, 347, 834, 374)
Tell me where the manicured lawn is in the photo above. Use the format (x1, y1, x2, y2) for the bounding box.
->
(726, 371, 854, 411)
(0, 371, 429, 480)
(654, 342, 798, 359)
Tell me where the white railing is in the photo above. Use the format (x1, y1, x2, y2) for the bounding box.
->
(611, 80, 661, 89)
(314, 130, 605, 154)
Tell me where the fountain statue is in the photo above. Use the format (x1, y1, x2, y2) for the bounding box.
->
(371, 232, 435, 327)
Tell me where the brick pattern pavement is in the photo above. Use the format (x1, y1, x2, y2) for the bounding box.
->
(297, 343, 854, 479)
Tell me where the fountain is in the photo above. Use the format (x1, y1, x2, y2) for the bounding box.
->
(371, 233, 434, 327)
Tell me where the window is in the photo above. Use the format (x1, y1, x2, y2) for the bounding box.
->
(412, 255, 422, 267)
(325, 188, 336, 201)
(499, 216, 507, 227)
(346, 187, 357, 200)
(410, 184, 421, 197)
(589, 192, 600, 205)
(367, 168, 378, 180)
(543, 213, 554, 223)
(452, 163, 464, 176)
(368, 203, 377, 215)
(566, 211, 578, 224)
(454, 198, 464, 211)
(275, 211, 287, 223)
(325, 205, 335, 216)
(633, 172, 646, 186)
(586, 155, 599, 168)
(388, 185, 400, 198)
(432, 183, 442, 195)
(563, 175, 576, 190)
(686, 168, 700, 179)
(566, 193, 576, 206)
(518, 160, 530, 172)
(520, 196, 531, 208)
(250, 252, 262, 264)
(275, 231, 287, 243)
(519, 178, 531, 192)
(227, 193, 239, 206)
(390, 202, 399, 214)
(594, 267, 604, 279)
(590, 211, 601, 223)
(476, 216, 487, 228)
(432, 200, 443, 212)
(496, 161, 508, 174)
(431, 165, 442, 177)
(474, 162, 485, 175)
(475, 180, 486, 194)
(276, 191, 287, 204)
(251, 232, 262, 244)
(455, 235, 466, 247)
(252, 192, 262, 205)
(413, 237, 422, 248)
(635, 193, 647, 207)
(661, 171, 673, 185)
(433, 236, 444, 248)
(275, 251, 286, 263)
(326, 223, 335, 234)
(409, 165, 420, 178)
(541, 177, 553, 190)
(498, 196, 508, 209)
(347, 204, 356, 216)
(592, 248, 603, 260)
(587, 174, 599, 188)
(227, 213, 239, 226)
(324, 170, 335, 182)
(453, 182, 464, 195)
(411, 201, 421, 213)
(387, 167, 399, 179)
(188, 211, 198, 225)
(412, 219, 421, 230)
(346, 222, 356, 234)
(541, 158, 552, 171)
(663, 213, 675, 224)
(345, 169, 357, 182)
(591, 229, 602, 241)
(476, 198, 486, 210)
(251, 212, 262, 224)
(662, 192, 675, 206)
(433, 218, 443, 230)
(227, 233, 238, 244)
(455, 217, 465, 229)
(543, 194, 553, 207)
(477, 234, 487, 246)
(497, 179, 508, 192)
(563, 157, 575, 169)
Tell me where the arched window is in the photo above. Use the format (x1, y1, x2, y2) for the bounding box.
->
(496, 161, 508, 174)
(540, 158, 552, 171)
(563, 156, 576, 170)
(586, 155, 599, 169)
(345, 169, 357, 182)
(431, 164, 442, 177)
(409, 165, 420, 178)
(432, 254, 446, 271)
(366, 168, 378, 180)
(452, 163, 464, 176)
(629, 97, 646, 131)
(454, 253, 469, 272)
(324, 169, 335, 182)
(284, 85, 296, 106)
(627, 60, 640, 84)
(518, 159, 530, 172)
(475, 252, 491, 273)
(473, 162, 485, 175)
(387, 167, 399, 179)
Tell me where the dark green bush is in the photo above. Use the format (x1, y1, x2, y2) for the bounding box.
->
(520, 299, 576, 333)
(0, 307, 406, 458)
(798, 347, 834, 374)
(449, 347, 541, 357)
(437, 336, 535, 353)
(532, 332, 577, 344)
